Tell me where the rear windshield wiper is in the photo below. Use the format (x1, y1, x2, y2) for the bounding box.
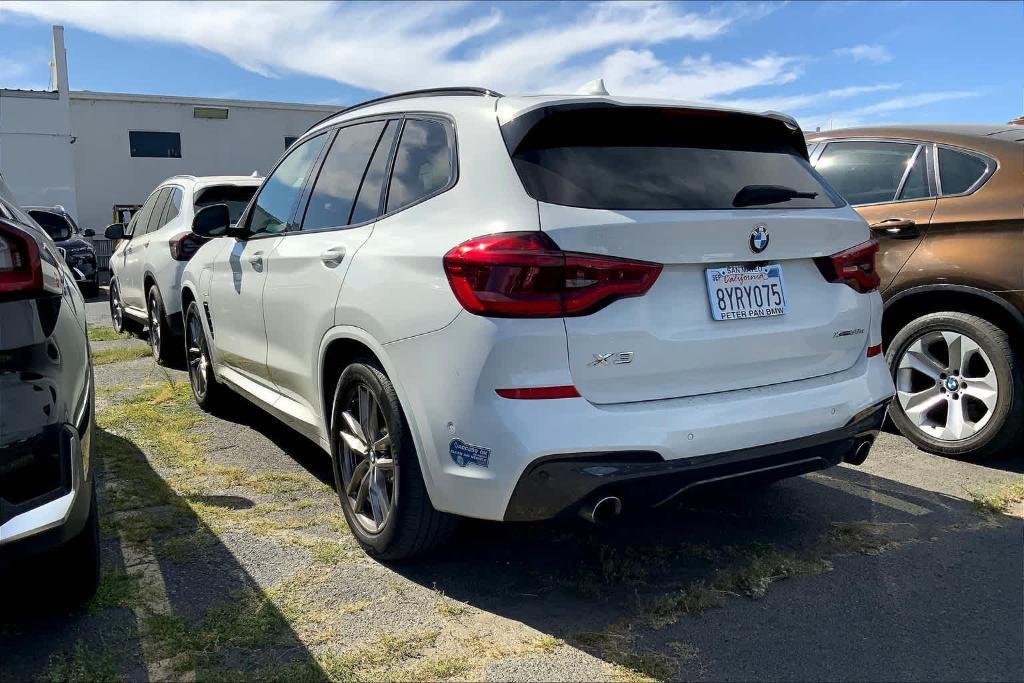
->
(733, 185, 818, 208)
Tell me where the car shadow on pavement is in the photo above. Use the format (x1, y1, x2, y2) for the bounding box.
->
(0, 429, 325, 681)
(387, 465, 1024, 681)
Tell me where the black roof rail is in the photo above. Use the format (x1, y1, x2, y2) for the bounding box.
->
(304, 86, 503, 133)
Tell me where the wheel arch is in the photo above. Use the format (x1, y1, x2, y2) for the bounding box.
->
(884, 285, 1024, 350)
(317, 327, 439, 499)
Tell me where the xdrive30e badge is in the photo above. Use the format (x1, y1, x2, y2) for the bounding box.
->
(749, 224, 769, 254)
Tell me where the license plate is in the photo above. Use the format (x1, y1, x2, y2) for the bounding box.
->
(705, 264, 788, 321)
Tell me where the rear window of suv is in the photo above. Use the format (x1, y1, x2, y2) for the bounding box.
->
(503, 105, 841, 211)
(195, 185, 258, 224)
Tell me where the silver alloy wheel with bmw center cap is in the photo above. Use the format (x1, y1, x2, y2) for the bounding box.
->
(887, 311, 1022, 459)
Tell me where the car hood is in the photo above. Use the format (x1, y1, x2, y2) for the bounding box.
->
(55, 238, 95, 252)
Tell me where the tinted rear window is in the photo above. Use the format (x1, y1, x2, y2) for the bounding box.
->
(28, 210, 73, 241)
(196, 185, 258, 224)
(504, 106, 840, 210)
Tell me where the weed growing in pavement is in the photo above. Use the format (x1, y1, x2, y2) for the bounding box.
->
(967, 480, 1024, 515)
(317, 630, 440, 680)
(93, 344, 152, 365)
(434, 588, 470, 619)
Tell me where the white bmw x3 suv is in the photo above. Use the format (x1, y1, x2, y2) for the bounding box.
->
(180, 88, 895, 560)
(106, 175, 260, 363)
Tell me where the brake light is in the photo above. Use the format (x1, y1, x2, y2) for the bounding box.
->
(443, 232, 662, 317)
(170, 233, 209, 261)
(814, 239, 880, 293)
(0, 219, 56, 296)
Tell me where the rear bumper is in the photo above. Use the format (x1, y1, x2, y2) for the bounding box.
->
(504, 399, 888, 521)
(386, 307, 896, 521)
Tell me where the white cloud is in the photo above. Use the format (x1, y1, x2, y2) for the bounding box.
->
(0, 0, 799, 99)
(718, 82, 901, 114)
(834, 44, 893, 64)
(799, 90, 980, 130)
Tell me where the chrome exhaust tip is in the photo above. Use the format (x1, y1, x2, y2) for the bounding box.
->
(580, 496, 622, 524)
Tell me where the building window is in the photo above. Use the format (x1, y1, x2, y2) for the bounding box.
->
(129, 131, 182, 158)
(285, 136, 298, 150)
(194, 106, 229, 119)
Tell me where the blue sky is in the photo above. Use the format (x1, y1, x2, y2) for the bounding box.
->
(0, 1, 1019, 130)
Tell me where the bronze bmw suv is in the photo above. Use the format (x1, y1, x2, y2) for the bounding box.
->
(807, 124, 1023, 459)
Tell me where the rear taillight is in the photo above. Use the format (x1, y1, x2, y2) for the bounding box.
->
(814, 239, 880, 293)
(1, 220, 60, 296)
(443, 232, 662, 318)
(170, 233, 209, 261)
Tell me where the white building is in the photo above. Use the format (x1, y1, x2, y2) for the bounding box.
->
(0, 26, 336, 241)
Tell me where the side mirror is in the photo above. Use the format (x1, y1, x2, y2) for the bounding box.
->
(192, 204, 234, 238)
(82, 228, 96, 238)
(104, 223, 125, 240)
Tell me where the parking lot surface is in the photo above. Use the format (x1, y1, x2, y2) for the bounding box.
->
(2, 299, 1022, 682)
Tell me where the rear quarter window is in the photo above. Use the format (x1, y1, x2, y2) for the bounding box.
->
(503, 106, 841, 211)
(938, 147, 990, 195)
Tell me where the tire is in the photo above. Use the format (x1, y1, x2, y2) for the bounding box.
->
(184, 301, 231, 412)
(147, 285, 180, 366)
(56, 478, 101, 603)
(887, 311, 1023, 459)
(109, 280, 143, 335)
(330, 361, 455, 561)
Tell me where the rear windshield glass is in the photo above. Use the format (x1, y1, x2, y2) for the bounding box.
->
(28, 210, 73, 241)
(195, 185, 257, 225)
(504, 106, 842, 211)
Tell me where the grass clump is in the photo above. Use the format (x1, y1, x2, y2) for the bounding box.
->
(92, 345, 151, 366)
(88, 326, 130, 342)
(43, 640, 121, 683)
(88, 569, 140, 613)
(969, 480, 1024, 515)
(434, 590, 469, 619)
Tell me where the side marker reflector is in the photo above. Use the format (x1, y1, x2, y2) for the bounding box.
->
(866, 343, 883, 358)
(495, 386, 580, 400)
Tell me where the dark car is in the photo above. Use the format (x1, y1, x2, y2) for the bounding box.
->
(807, 124, 1023, 459)
(0, 176, 99, 601)
(25, 206, 99, 298)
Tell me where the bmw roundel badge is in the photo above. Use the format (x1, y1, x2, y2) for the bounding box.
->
(749, 224, 769, 254)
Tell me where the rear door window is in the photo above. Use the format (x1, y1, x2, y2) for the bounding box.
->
(301, 120, 387, 230)
(131, 189, 164, 238)
(815, 141, 920, 205)
(385, 119, 454, 214)
(248, 133, 328, 236)
(938, 147, 989, 195)
(350, 121, 399, 225)
(161, 187, 183, 226)
(505, 106, 839, 210)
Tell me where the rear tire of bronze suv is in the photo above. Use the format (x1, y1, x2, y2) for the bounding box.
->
(330, 361, 455, 561)
(887, 312, 1023, 460)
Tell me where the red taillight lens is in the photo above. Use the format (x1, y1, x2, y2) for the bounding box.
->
(814, 239, 880, 293)
(866, 343, 883, 358)
(170, 233, 209, 261)
(443, 232, 662, 318)
(0, 220, 44, 294)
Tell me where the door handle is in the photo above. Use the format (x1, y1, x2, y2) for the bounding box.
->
(248, 252, 265, 271)
(320, 246, 347, 268)
(869, 219, 919, 239)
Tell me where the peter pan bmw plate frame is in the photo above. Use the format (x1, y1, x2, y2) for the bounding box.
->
(705, 264, 788, 321)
